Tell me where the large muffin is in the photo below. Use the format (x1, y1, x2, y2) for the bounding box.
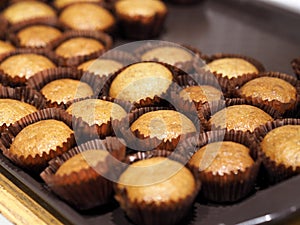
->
(78, 59, 123, 77)
(179, 85, 223, 103)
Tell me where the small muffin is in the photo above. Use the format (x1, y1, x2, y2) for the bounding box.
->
(131, 110, 196, 141)
(2, 1, 56, 24)
(109, 62, 173, 103)
(59, 3, 115, 32)
(53, 0, 104, 9)
(0, 53, 56, 79)
(209, 105, 273, 132)
(10, 119, 73, 158)
(0, 99, 37, 126)
(115, 157, 198, 225)
(206, 58, 259, 78)
(17, 25, 62, 48)
(55, 37, 104, 58)
(115, 0, 167, 39)
(179, 85, 223, 103)
(78, 59, 123, 77)
(41, 78, 94, 104)
(66, 99, 127, 126)
(0, 40, 15, 55)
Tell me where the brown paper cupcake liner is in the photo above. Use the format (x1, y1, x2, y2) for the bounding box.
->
(0, 48, 57, 87)
(112, 107, 200, 153)
(27, 67, 105, 109)
(48, 30, 113, 67)
(179, 129, 261, 203)
(291, 57, 300, 80)
(40, 137, 126, 210)
(253, 118, 300, 184)
(7, 17, 64, 49)
(235, 71, 300, 115)
(114, 149, 201, 225)
(134, 41, 203, 73)
(0, 108, 77, 173)
(199, 53, 265, 88)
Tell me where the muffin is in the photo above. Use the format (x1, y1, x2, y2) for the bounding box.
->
(78, 59, 123, 77)
(0, 53, 56, 79)
(59, 3, 115, 32)
(16, 25, 62, 48)
(209, 104, 274, 132)
(41, 79, 94, 104)
(115, 0, 167, 39)
(109, 62, 173, 103)
(115, 157, 199, 225)
(0, 40, 15, 55)
(53, 0, 104, 9)
(2, 1, 56, 24)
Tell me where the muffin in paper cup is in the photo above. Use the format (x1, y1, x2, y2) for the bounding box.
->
(204, 98, 282, 133)
(291, 57, 300, 80)
(49, 30, 112, 67)
(40, 137, 126, 210)
(235, 71, 300, 116)
(7, 17, 63, 50)
(113, 106, 201, 153)
(254, 118, 300, 184)
(183, 129, 261, 203)
(0, 108, 78, 173)
(27, 67, 105, 109)
(198, 53, 265, 88)
(0, 48, 57, 86)
(114, 149, 200, 225)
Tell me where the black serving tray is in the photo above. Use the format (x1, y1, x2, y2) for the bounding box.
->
(1, 0, 300, 224)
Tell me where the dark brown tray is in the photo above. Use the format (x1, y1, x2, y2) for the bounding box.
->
(1, 0, 300, 224)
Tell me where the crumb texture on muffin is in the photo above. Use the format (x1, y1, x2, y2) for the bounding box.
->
(78, 59, 123, 76)
(179, 85, 223, 103)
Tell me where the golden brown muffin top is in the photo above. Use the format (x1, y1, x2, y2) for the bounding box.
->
(179, 85, 223, 103)
(41, 79, 94, 104)
(130, 110, 196, 141)
(55, 149, 109, 176)
(10, 119, 73, 157)
(0, 40, 15, 55)
(77, 59, 123, 76)
(0, 99, 37, 126)
(116, 157, 196, 204)
(141, 46, 193, 65)
(239, 77, 297, 103)
(17, 25, 62, 48)
(189, 141, 254, 175)
(261, 125, 300, 170)
(66, 99, 127, 126)
(3, 1, 56, 24)
(209, 105, 273, 132)
(0, 53, 56, 79)
(109, 62, 173, 102)
(206, 58, 259, 78)
(54, 0, 103, 9)
(55, 37, 104, 58)
(115, 0, 167, 17)
(59, 3, 115, 31)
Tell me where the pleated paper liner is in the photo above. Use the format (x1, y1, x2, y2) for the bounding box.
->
(40, 137, 126, 210)
(253, 118, 300, 184)
(7, 17, 64, 50)
(101, 61, 188, 108)
(114, 149, 201, 225)
(112, 106, 201, 154)
(291, 57, 300, 80)
(234, 71, 300, 116)
(0, 48, 57, 87)
(178, 129, 261, 203)
(48, 30, 113, 67)
(134, 41, 203, 73)
(201, 98, 282, 132)
(65, 96, 135, 139)
(198, 53, 265, 88)
(0, 108, 78, 174)
(27, 67, 105, 109)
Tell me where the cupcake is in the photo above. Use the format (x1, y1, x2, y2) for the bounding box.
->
(115, 156, 199, 225)
(2, 1, 56, 25)
(59, 3, 115, 33)
(53, 0, 104, 9)
(78, 59, 123, 77)
(0, 40, 15, 56)
(41, 138, 126, 210)
(115, 0, 167, 39)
